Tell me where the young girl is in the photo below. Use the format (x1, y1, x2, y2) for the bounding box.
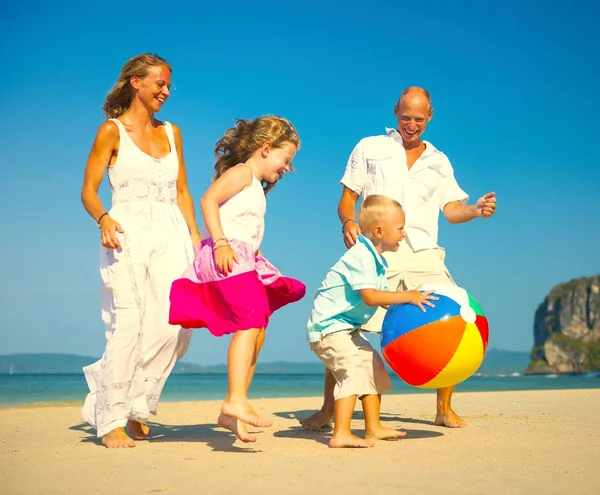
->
(169, 115, 306, 443)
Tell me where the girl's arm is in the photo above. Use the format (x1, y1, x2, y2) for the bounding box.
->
(200, 165, 253, 274)
(173, 124, 201, 248)
(81, 121, 124, 249)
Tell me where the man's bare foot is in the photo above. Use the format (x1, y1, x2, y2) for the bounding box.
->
(218, 413, 257, 443)
(435, 409, 467, 428)
(365, 426, 407, 440)
(127, 420, 151, 440)
(101, 427, 135, 448)
(298, 409, 334, 431)
(221, 401, 272, 428)
(329, 433, 375, 448)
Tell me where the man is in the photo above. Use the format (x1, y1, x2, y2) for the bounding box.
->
(300, 86, 496, 430)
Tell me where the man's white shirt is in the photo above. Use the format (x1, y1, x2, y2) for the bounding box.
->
(341, 128, 468, 251)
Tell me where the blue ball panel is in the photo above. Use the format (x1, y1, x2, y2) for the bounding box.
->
(381, 294, 462, 348)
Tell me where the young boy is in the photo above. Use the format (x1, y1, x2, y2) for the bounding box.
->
(307, 195, 437, 448)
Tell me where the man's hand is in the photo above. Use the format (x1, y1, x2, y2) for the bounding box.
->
(342, 220, 361, 249)
(476, 192, 497, 218)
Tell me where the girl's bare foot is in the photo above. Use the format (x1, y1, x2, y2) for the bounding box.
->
(218, 413, 257, 443)
(127, 420, 151, 439)
(365, 426, 406, 440)
(299, 409, 334, 431)
(101, 427, 135, 448)
(329, 432, 375, 448)
(221, 401, 272, 428)
(435, 409, 467, 428)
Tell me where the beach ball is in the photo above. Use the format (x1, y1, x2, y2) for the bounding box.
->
(381, 284, 489, 389)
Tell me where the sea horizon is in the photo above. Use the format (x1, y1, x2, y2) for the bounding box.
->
(1, 371, 598, 407)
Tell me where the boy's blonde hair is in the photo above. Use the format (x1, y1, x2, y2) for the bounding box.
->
(357, 195, 404, 232)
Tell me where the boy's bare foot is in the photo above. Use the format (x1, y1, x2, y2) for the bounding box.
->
(298, 409, 334, 431)
(127, 420, 151, 439)
(365, 426, 406, 440)
(101, 427, 135, 448)
(218, 413, 257, 443)
(329, 433, 375, 449)
(221, 401, 272, 428)
(435, 409, 467, 428)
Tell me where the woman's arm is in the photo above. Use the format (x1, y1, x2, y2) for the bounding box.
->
(173, 124, 201, 247)
(81, 121, 123, 249)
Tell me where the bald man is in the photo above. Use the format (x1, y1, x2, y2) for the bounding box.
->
(301, 87, 496, 430)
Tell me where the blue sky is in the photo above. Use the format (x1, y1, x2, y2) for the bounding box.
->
(1, 0, 598, 365)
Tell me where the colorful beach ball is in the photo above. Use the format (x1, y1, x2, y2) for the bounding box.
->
(381, 284, 489, 389)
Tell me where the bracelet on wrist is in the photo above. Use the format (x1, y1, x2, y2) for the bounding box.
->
(97, 212, 109, 228)
(341, 219, 356, 233)
(213, 243, 230, 251)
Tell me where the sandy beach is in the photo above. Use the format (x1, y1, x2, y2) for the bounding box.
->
(0, 389, 598, 494)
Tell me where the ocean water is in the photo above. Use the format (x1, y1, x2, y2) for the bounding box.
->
(0, 372, 598, 406)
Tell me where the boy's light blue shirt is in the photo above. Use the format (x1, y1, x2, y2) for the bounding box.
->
(307, 235, 389, 343)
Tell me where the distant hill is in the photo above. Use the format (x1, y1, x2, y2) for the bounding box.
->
(0, 354, 213, 375)
(0, 350, 530, 375)
(0, 354, 98, 374)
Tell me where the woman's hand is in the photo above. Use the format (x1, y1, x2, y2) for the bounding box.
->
(191, 231, 201, 250)
(99, 215, 124, 249)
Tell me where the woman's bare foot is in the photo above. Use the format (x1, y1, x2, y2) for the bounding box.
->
(218, 413, 257, 443)
(221, 401, 272, 428)
(127, 420, 151, 439)
(329, 432, 375, 449)
(365, 426, 406, 440)
(298, 409, 334, 431)
(101, 427, 135, 448)
(435, 409, 467, 428)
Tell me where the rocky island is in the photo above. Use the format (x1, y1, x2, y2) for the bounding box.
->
(526, 275, 600, 374)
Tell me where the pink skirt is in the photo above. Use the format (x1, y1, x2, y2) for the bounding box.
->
(169, 238, 306, 336)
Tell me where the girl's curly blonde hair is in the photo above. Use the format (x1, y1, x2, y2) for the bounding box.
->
(214, 115, 300, 194)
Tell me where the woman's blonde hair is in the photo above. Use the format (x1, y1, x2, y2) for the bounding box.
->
(214, 115, 300, 194)
(103, 53, 171, 118)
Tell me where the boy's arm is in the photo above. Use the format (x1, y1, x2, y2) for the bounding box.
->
(360, 288, 437, 312)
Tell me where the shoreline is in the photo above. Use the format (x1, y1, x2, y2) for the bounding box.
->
(0, 375, 600, 410)
(0, 384, 598, 410)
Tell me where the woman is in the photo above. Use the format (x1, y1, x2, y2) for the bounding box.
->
(80, 53, 200, 448)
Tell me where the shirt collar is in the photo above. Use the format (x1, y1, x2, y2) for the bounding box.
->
(357, 235, 388, 272)
(385, 127, 438, 157)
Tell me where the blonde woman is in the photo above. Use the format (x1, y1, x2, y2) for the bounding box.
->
(81, 53, 200, 448)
